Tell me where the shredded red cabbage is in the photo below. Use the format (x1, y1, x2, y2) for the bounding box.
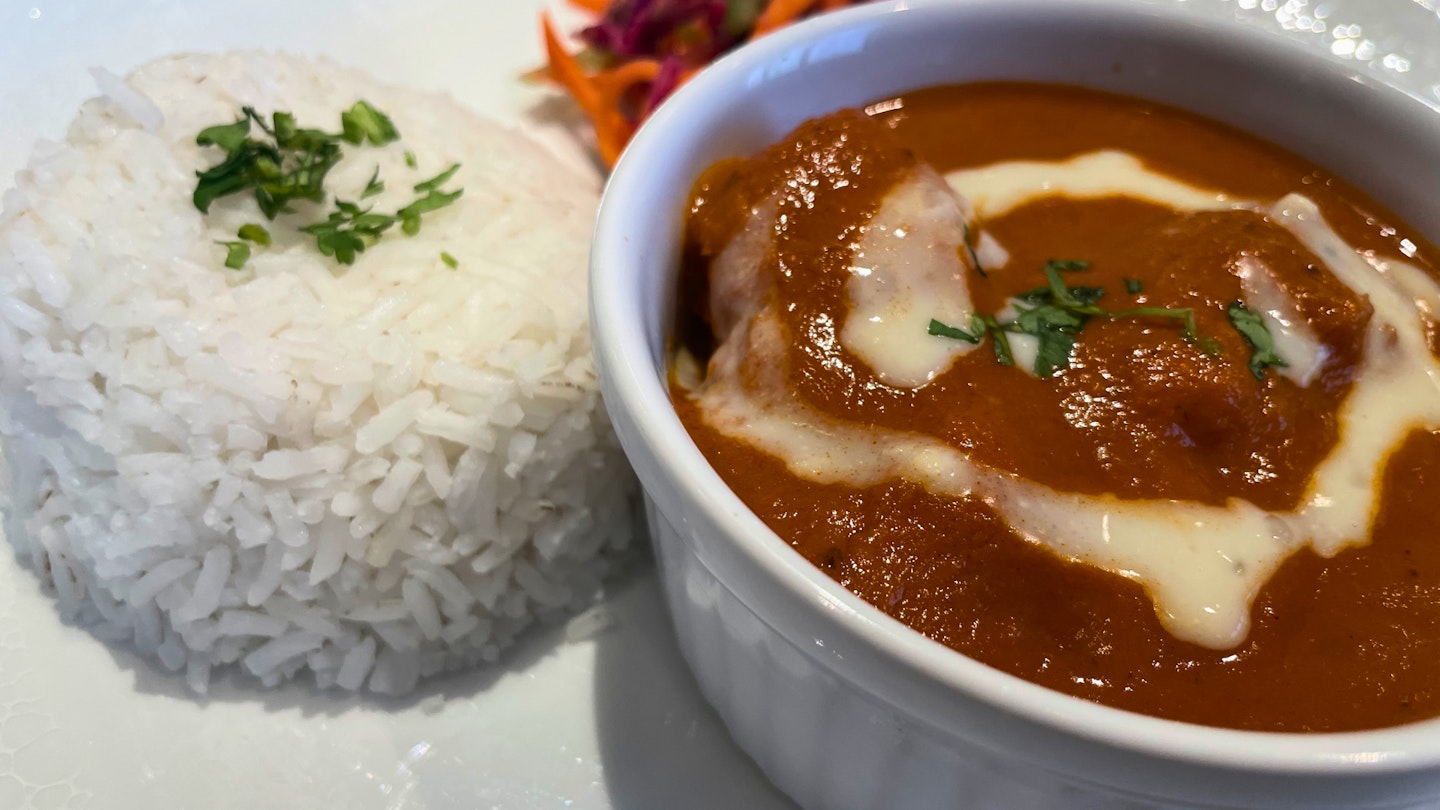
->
(581, 0, 740, 63)
(640, 56, 688, 117)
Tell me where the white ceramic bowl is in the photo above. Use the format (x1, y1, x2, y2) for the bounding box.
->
(590, 1, 1440, 807)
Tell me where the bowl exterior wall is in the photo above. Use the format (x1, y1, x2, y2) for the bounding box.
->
(646, 496, 1174, 810)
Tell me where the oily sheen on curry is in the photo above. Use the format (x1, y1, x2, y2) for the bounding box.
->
(672, 83, 1440, 732)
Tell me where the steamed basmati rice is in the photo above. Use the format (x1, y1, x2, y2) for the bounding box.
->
(0, 52, 636, 693)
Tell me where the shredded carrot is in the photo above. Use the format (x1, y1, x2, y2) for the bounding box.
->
(591, 61, 664, 165)
(544, 12, 628, 164)
(596, 116, 633, 166)
(752, 0, 816, 36)
(567, 0, 610, 13)
(591, 59, 664, 97)
(543, 14, 602, 118)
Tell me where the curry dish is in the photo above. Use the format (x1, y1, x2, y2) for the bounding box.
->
(671, 83, 1440, 732)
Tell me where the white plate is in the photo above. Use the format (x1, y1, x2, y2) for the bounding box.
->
(0, 1, 1436, 808)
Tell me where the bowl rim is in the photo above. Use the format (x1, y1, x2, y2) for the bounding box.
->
(592, 0, 1440, 779)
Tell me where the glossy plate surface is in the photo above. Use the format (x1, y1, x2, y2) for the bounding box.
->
(0, 0, 1437, 807)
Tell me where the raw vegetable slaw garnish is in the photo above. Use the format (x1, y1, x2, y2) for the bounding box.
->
(539, 0, 870, 167)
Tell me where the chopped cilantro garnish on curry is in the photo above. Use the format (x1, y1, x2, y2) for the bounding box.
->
(931, 259, 1212, 378)
(1227, 300, 1289, 380)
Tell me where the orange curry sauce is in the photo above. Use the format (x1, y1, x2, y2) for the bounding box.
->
(672, 84, 1440, 732)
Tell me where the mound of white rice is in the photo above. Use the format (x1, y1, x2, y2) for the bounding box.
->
(0, 52, 636, 693)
